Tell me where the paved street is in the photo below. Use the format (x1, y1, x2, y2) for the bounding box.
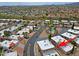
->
(23, 25, 46, 56)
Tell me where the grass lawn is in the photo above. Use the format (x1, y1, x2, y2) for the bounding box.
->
(0, 48, 2, 56)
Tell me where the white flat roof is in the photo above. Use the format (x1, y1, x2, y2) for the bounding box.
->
(68, 29, 79, 34)
(1, 40, 10, 48)
(10, 40, 18, 44)
(0, 23, 8, 26)
(0, 24, 22, 34)
(37, 39, 54, 50)
(61, 32, 77, 39)
(53, 20, 59, 22)
(0, 39, 18, 49)
(17, 27, 29, 34)
(9, 35, 18, 40)
(51, 36, 65, 43)
(45, 20, 50, 22)
(9, 35, 24, 40)
(74, 26, 79, 30)
(61, 43, 73, 52)
(70, 20, 77, 23)
(43, 50, 59, 56)
(51, 35, 73, 52)
(74, 38, 79, 44)
(61, 20, 68, 22)
(4, 51, 17, 56)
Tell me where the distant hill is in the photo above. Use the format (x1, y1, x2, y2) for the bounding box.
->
(65, 2, 79, 6)
(0, 2, 74, 6)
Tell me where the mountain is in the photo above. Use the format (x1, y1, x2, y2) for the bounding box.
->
(65, 2, 79, 6)
(0, 2, 73, 6)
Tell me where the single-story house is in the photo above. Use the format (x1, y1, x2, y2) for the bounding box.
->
(51, 36, 73, 54)
(61, 32, 77, 39)
(61, 32, 79, 46)
(4, 51, 17, 56)
(0, 40, 18, 49)
(37, 39, 59, 56)
(68, 29, 79, 35)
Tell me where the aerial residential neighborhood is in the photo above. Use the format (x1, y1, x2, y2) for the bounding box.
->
(0, 19, 40, 56)
(0, 2, 79, 56)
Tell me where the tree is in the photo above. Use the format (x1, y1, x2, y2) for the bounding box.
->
(72, 23, 74, 29)
(22, 32, 29, 39)
(35, 24, 37, 27)
(4, 31, 11, 37)
(29, 29, 32, 33)
(71, 41, 76, 46)
(48, 34, 52, 41)
(33, 26, 34, 31)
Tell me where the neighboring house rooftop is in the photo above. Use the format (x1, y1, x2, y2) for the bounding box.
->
(4, 51, 17, 56)
(61, 32, 77, 39)
(37, 39, 54, 51)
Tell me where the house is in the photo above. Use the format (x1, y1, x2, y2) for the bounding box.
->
(4, 51, 17, 56)
(53, 20, 60, 25)
(61, 32, 79, 46)
(61, 20, 68, 23)
(70, 20, 77, 24)
(17, 27, 30, 35)
(15, 20, 21, 24)
(9, 35, 19, 40)
(0, 40, 18, 49)
(27, 26, 33, 30)
(10, 40, 18, 45)
(17, 25, 34, 35)
(51, 36, 73, 54)
(37, 39, 59, 56)
(0, 30, 4, 36)
(0, 23, 22, 36)
(5, 23, 22, 32)
(74, 26, 79, 30)
(9, 35, 24, 40)
(0, 23, 8, 26)
(0, 40, 10, 49)
(45, 20, 50, 22)
(68, 29, 79, 35)
(74, 38, 79, 46)
(61, 32, 77, 39)
(61, 20, 71, 28)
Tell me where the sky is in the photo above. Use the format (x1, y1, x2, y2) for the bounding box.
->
(0, 2, 74, 6)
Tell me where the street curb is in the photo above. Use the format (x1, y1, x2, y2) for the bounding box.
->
(34, 42, 36, 56)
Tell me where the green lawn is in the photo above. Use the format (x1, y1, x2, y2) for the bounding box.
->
(0, 48, 3, 56)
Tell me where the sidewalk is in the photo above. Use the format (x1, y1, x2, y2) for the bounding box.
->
(34, 42, 41, 56)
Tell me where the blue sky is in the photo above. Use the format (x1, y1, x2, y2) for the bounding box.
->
(0, 2, 73, 6)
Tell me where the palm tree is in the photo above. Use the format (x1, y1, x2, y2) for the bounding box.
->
(72, 23, 74, 29)
(4, 31, 11, 37)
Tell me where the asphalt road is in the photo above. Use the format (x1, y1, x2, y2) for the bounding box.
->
(23, 25, 46, 56)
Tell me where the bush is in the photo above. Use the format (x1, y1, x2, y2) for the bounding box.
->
(48, 34, 51, 41)
(4, 31, 11, 37)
